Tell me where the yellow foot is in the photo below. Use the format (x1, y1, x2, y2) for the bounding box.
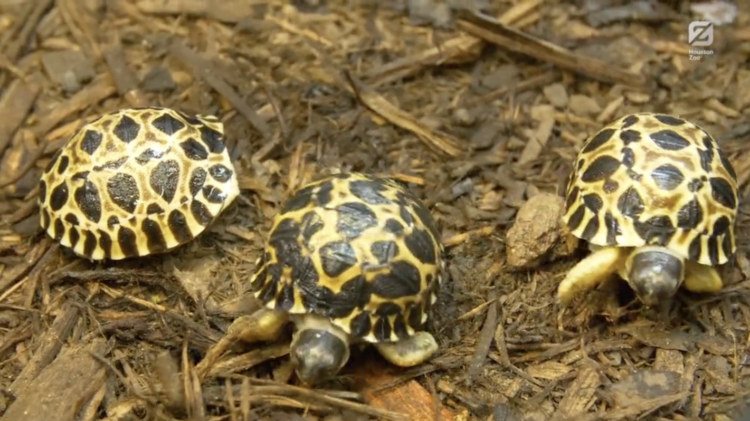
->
(683, 261, 723, 293)
(195, 308, 288, 381)
(557, 247, 627, 305)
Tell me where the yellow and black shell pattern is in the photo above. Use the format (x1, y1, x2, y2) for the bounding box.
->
(562, 112, 738, 266)
(38, 107, 240, 261)
(249, 172, 445, 344)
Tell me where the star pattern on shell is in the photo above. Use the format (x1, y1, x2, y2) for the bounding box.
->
(249, 172, 446, 344)
(38, 107, 240, 261)
(562, 112, 738, 266)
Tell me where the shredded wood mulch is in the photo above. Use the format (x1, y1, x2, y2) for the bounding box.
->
(0, 1, 749, 420)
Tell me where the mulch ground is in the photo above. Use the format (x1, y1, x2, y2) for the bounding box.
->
(1, 1, 750, 420)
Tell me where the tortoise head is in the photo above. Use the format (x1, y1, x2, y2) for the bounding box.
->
(289, 315, 351, 386)
(624, 245, 685, 307)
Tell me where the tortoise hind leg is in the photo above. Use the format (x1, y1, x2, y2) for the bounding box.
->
(557, 246, 628, 305)
(374, 331, 438, 367)
(683, 261, 723, 293)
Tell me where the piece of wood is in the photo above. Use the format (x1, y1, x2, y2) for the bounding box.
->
(466, 282, 499, 382)
(565, 392, 690, 421)
(344, 71, 464, 158)
(58, 0, 102, 60)
(0, 0, 54, 62)
(554, 365, 600, 419)
(364, 0, 541, 88)
(455, 9, 645, 88)
(8, 301, 80, 395)
(353, 358, 454, 421)
(102, 39, 148, 108)
(168, 40, 272, 142)
(32, 74, 117, 140)
(0, 239, 53, 298)
(136, 0, 258, 23)
(463, 71, 559, 107)
(0, 73, 43, 157)
(1, 338, 109, 421)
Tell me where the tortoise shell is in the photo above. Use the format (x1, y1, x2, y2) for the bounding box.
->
(562, 112, 738, 266)
(249, 172, 445, 344)
(38, 107, 240, 260)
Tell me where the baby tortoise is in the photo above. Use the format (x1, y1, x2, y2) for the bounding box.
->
(558, 112, 738, 306)
(217, 172, 444, 385)
(38, 107, 239, 260)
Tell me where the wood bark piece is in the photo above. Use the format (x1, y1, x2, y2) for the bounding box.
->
(102, 40, 148, 108)
(33, 74, 118, 142)
(0, 0, 54, 62)
(553, 365, 600, 420)
(455, 9, 646, 88)
(344, 71, 464, 158)
(0, 73, 43, 158)
(0, 238, 52, 297)
(364, 0, 542, 88)
(168, 40, 272, 142)
(354, 358, 454, 421)
(8, 301, 80, 395)
(1, 338, 109, 421)
(136, 0, 257, 23)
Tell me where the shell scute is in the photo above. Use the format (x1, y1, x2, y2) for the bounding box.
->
(249, 173, 444, 344)
(38, 107, 239, 260)
(563, 112, 738, 266)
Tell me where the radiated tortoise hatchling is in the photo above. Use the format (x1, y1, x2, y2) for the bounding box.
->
(558, 112, 738, 306)
(234, 172, 445, 385)
(38, 107, 240, 261)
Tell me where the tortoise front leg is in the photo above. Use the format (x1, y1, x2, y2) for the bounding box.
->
(195, 308, 289, 380)
(557, 246, 627, 305)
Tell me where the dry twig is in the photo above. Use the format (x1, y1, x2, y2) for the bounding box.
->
(455, 9, 645, 88)
(344, 71, 464, 157)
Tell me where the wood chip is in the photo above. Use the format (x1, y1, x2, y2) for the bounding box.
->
(102, 39, 148, 107)
(136, 0, 258, 23)
(0, 72, 43, 157)
(365, 1, 541, 88)
(526, 361, 572, 380)
(455, 10, 645, 88)
(652, 348, 684, 374)
(355, 359, 454, 421)
(568, 95, 602, 116)
(2, 338, 109, 421)
(543, 83, 569, 108)
(518, 104, 556, 164)
(609, 369, 682, 407)
(344, 71, 464, 157)
(168, 40, 272, 141)
(506, 192, 576, 269)
(554, 366, 600, 419)
(571, 393, 690, 421)
(32, 73, 117, 140)
(7, 302, 80, 394)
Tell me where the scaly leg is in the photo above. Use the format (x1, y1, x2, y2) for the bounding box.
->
(683, 261, 723, 293)
(195, 308, 289, 380)
(374, 331, 438, 367)
(557, 247, 628, 305)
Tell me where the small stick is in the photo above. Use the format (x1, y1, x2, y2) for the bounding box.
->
(455, 9, 645, 88)
(466, 262, 502, 382)
(168, 40, 272, 142)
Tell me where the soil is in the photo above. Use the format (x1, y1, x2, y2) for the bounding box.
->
(1, 1, 750, 420)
